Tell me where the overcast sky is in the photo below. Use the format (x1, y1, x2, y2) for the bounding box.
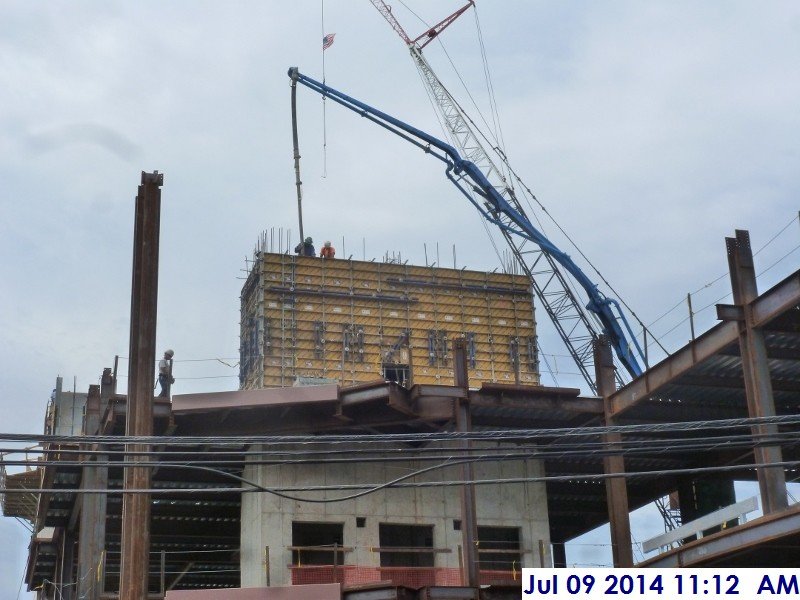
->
(1, 1, 799, 595)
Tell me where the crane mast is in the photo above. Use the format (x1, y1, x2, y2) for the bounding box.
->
(369, 1, 644, 390)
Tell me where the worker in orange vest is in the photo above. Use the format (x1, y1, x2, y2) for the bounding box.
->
(320, 240, 335, 259)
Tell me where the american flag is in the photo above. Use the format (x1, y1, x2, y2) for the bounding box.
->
(322, 33, 336, 50)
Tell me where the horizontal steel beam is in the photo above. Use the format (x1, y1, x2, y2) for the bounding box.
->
(611, 270, 800, 419)
(642, 496, 758, 553)
(640, 503, 800, 567)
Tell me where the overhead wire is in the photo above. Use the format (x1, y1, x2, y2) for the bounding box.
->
(2, 413, 799, 446)
(5, 425, 797, 459)
(3, 431, 798, 472)
(650, 240, 800, 345)
(647, 212, 800, 335)
(6, 460, 800, 501)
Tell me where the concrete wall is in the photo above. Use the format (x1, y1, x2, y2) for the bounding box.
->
(241, 442, 550, 586)
(46, 377, 87, 436)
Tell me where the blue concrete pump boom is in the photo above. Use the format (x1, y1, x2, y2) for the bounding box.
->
(289, 67, 645, 382)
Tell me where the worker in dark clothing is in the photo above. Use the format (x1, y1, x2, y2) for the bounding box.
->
(157, 349, 174, 398)
(294, 237, 315, 256)
(320, 240, 335, 259)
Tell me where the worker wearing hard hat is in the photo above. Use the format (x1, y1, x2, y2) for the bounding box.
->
(320, 240, 335, 259)
(157, 349, 175, 398)
(294, 237, 316, 257)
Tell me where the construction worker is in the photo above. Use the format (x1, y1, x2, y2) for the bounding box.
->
(294, 237, 315, 257)
(320, 240, 335, 259)
(157, 349, 174, 398)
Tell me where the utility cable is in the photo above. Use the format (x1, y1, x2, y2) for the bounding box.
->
(4, 432, 798, 472)
(647, 212, 800, 331)
(3, 413, 800, 446)
(7, 460, 800, 502)
(321, 0, 328, 177)
(4, 427, 797, 462)
(473, 6, 509, 182)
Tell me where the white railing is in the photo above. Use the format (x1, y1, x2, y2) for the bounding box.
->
(642, 496, 759, 554)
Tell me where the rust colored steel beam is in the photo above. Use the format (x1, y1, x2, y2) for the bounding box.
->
(726, 230, 788, 514)
(609, 269, 800, 419)
(120, 171, 163, 599)
(595, 336, 633, 567)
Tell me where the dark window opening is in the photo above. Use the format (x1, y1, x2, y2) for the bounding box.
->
(477, 526, 521, 571)
(379, 523, 434, 567)
(382, 363, 410, 385)
(292, 522, 344, 566)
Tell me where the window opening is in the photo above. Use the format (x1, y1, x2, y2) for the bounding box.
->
(292, 522, 344, 566)
(382, 330, 411, 385)
(382, 364, 409, 385)
(378, 523, 434, 567)
(477, 526, 521, 571)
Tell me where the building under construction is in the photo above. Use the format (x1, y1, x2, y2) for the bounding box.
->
(4, 224, 800, 600)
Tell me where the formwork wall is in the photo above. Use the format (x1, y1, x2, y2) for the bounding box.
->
(240, 252, 539, 389)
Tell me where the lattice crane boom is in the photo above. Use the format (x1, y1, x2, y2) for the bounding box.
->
(368, 2, 644, 390)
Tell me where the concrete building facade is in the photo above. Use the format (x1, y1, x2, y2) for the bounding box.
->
(240, 442, 550, 588)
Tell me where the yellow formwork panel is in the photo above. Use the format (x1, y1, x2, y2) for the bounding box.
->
(240, 252, 539, 388)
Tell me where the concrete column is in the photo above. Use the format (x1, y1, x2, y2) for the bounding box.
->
(594, 337, 633, 567)
(726, 230, 787, 514)
(77, 383, 108, 600)
(453, 338, 479, 586)
(61, 530, 76, 600)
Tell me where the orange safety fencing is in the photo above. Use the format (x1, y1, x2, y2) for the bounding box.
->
(289, 565, 519, 587)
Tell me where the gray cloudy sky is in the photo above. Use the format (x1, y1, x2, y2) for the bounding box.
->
(2, 1, 799, 595)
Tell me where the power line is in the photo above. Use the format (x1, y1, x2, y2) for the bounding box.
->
(2, 414, 798, 446)
(2, 429, 798, 467)
(4, 460, 799, 502)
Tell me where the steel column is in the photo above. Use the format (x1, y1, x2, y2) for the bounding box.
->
(726, 230, 788, 514)
(453, 338, 479, 587)
(120, 171, 163, 599)
(77, 383, 108, 600)
(594, 336, 633, 567)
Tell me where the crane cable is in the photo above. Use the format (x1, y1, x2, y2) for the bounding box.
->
(321, 0, 329, 177)
(401, 2, 621, 343)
